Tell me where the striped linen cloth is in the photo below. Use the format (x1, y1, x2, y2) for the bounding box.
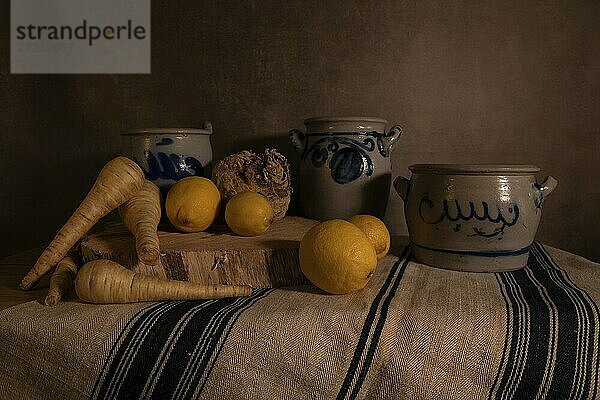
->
(0, 243, 598, 400)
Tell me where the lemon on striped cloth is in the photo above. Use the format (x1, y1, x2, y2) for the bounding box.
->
(348, 214, 391, 260)
(299, 219, 377, 294)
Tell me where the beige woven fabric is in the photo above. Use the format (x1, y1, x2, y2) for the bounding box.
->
(0, 243, 598, 400)
(0, 301, 147, 400)
(202, 258, 505, 399)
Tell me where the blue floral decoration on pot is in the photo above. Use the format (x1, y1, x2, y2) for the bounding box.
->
(141, 151, 204, 181)
(301, 132, 388, 184)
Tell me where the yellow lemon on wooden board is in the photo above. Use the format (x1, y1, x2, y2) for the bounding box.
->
(225, 191, 274, 236)
(299, 219, 377, 294)
(348, 215, 391, 260)
(166, 176, 221, 233)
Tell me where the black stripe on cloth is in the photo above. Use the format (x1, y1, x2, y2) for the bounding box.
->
(491, 270, 532, 399)
(535, 243, 599, 400)
(91, 301, 184, 399)
(337, 246, 411, 400)
(489, 242, 599, 400)
(92, 289, 272, 400)
(167, 289, 273, 399)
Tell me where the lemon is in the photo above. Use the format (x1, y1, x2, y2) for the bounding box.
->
(166, 176, 221, 232)
(299, 220, 377, 294)
(225, 191, 274, 236)
(348, 215, 391, 260)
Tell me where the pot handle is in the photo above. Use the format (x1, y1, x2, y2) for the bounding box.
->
(381, 124, 403, 155)
(536, 175, 558, 203)
(289, 128, 305, 154)
(393, 175, 410, 202)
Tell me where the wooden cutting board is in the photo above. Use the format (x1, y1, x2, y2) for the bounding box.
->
(80, 216, 317, 288)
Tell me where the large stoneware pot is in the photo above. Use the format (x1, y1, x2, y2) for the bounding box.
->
(290, 116, 403, 221)
(394, 164, 557, 272)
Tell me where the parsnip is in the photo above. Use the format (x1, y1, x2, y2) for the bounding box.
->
(21, 157, 145, 290)
(119, 180, 162, 265)
(44, 251, 80, 306)
(75, 260, 252, 303)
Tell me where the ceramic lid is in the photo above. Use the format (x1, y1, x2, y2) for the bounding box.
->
(122, 127, 212, 135)
(409, 164, 541, 175)
(302, 116, 389, 134)
(304, 116, 388, 124)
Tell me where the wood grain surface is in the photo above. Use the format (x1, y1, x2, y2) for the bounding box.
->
(0, 235, 410, 310)
(81, 216, 318, 288)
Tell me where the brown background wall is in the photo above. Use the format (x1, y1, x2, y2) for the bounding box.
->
(1, 0, 599, 261)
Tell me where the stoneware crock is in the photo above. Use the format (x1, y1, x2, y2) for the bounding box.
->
(394, 164, 558, 272)
(121, 122, 213, 194)
(290, 116, 403, 221)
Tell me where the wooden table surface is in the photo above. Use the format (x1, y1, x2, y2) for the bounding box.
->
(0, 247, 47, 310)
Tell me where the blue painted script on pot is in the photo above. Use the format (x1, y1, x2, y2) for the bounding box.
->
(418, 195, 520, 237)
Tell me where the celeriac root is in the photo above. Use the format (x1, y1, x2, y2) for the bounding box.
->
(21, 156, 145, 290)
(119, 180, 162, 265)
(44, 251, 80, 306)
(75, 260, 252, 303)
(212, 148, 292, 220)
